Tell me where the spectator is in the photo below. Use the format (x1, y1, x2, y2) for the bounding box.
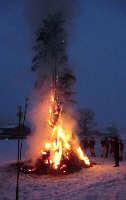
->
(89, 137, 96, 157)
(101, 137, 109, 158)
(80, 137, 88, 154)
(118, 139, 124, 161)
(109, 137, 114, 154)
(112, 137, 120, 167)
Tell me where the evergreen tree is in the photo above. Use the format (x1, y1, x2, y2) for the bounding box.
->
(32, 11, 67, 72)
(31, 11, 76, 105)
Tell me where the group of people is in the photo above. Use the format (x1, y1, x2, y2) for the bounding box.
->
(80, 136, 124, 167)
(101, 136, 124, 167)
(80, 137, 96, 157)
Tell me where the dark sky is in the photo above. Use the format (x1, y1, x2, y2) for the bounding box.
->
(0, 0, 126, 130)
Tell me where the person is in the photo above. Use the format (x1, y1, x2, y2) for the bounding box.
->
(89, 137, 96, 157)
(109, 137, 114, 154)
(80, 137, 88, 154)
(112, 137, 119, 167)
(101, 137, 109, 158)
(118, 139, 124, 161)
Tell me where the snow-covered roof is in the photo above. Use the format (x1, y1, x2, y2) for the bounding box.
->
(1, 124, 18, 129)
(99, 130, 110, 134)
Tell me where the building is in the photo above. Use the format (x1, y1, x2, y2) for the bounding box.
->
(0, 124, 31, 139)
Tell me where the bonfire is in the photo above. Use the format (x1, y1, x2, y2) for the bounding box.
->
(21, 12, 91, 175)
(21, 88, 90, 175)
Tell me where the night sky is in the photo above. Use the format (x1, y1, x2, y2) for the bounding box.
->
(0, 0, 126, 130)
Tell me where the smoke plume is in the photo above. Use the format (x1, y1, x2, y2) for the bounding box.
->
(25, 0, 80, 40)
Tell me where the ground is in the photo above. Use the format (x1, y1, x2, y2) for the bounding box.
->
(0, 138, 126, 200)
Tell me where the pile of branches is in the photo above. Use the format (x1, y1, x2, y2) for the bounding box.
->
(21, 150, 91, 175)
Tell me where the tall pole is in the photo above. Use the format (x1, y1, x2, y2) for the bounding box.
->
(20, 98, 29, 161)
(16, 106, 22, 200)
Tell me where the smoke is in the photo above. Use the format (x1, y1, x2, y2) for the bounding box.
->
(25, 91, 80, 164)
(25, 92, 52, 163)
(25, 0, 80, 40)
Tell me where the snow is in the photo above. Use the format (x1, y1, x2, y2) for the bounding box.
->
(0, 138, 126, 200)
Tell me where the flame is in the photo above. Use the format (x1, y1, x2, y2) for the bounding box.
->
(41, 150, 47, 155)
(45, 160, 49, 164)
(45, 143, 51, 149)
(49, 107, 52, 114)
(53, 149, 62, 169)
(40, 91, 90, 170)
(52, 96, 54, 102)
(77, 147, 90, 165)
(28, 167, 36, 172)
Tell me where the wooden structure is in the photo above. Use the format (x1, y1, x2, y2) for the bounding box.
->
(0, 124, 30, 139)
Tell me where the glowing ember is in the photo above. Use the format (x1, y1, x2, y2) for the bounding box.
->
(27, 167, 36, 172)
(41, 150, 47, 155)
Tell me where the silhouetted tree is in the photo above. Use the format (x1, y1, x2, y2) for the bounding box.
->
(106, 123, 119, 138)
(57, 68, 76, 105)
(31, 11, 76, 105)
(78, 108, 97, 136)
(32, 11, 68, 72)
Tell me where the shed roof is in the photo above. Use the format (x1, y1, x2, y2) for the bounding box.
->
(1, 124, 18, 129)
(99, 130, 110, 134)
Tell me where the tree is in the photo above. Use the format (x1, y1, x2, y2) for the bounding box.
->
(57, 68, 76, 105)
(106, 123, 120, 138)
(31, 11, 68, 72)
(31, 11, 76, 105)
(78, 108, 97, 136)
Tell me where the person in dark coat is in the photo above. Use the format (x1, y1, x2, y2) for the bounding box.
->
(112, 137, 120, 167)
(89, 137, 96, 157)
(118, 139, 124, 161)
(80, 137, 89, 154)
(101, 137, 109, 158)
(109, 137, 114, 154)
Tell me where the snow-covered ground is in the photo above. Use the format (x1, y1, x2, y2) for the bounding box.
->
(0, 138, 126, 200)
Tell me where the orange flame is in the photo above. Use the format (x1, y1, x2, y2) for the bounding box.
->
(77, 147, 90, 165)
(41, 150, 47, 155)
(40, 91, 90, 169)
